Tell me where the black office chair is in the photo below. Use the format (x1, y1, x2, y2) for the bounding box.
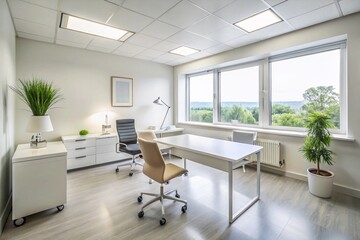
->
(115, 119, 143, 176)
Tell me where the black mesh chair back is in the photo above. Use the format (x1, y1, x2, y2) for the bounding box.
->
(117, 119, 138, 144)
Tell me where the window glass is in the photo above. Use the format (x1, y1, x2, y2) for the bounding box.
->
(188, 73, 213, 123)
(270, 49, 341, 129)
(219, 66, 259, 125)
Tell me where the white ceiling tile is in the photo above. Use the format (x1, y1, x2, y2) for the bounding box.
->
(205, 25, 246, 42)
(87, 45, 115, 53)
(103, 0, 124, 6)
(60, 0, 118, 23)
(186, 15, 230, 36)
(108, 7, 154, 32)
(214, 0, 268, 24)
(126, 33, 161, 48)
(113, 43, 146, 56)
(249, 21, 293, 39)
(8, 0, 57, 27)
(141, 21, 181, 40)
(21, 0, 58, 10)
(188, 0, 235, 13)
(226, 34, 262, 48)
(288, 4, 340, 29)
(135, 49, 164, 59)
(152, 41, 181, 52)
(56, 28, 94, 45)
(339, 0, 360, 15)
(17, 32, 54, 43)
(186, 37, 219, 51)
(274, 0, 334, 20)
(56, 39, 88, 48)
(263, 0, 287, 7)
(167, 30, 204, 45)
(153, 52, 182, 63)
(87, 37, 122, 50)
(187, 50, 213, 59)
(14, 18, 55, 38)
(122, 0, 181, 18)
(158, 0, 209, 28)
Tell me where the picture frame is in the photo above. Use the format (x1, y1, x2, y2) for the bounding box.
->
(111, 76, 133, 107)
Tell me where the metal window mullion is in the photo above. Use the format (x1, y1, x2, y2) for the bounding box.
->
(214, 70, 219, 123)
(339, 42, 347, 134)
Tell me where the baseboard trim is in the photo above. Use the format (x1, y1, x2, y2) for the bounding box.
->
(0, 195, 12, 235)
(254, 164, 360, 199)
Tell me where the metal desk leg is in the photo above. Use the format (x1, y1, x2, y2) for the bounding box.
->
(228, 162, 233, 224)
(229, 153, 261, 224)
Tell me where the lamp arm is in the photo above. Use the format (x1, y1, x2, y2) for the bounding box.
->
(160, 99, 170, 108)
(160, 106, 170, 130)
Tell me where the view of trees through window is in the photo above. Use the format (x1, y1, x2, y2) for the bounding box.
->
(188, 46, 342, 130)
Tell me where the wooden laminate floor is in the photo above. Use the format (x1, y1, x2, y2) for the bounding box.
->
(1, 156, 359, 240)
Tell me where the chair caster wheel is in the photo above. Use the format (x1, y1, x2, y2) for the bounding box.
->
(57, 205, 65, 211)
(181, 205, 187, 213)
(129, 172, 133, 176)
(115, 168, 119, 173)
(13, 217, 26, 227)
(160, 217, 166, 225)
(184, 172, 188, 176)
(175, 193, 180, 198)
(138, 211, 144, 218)
(137, 196, 143, 203)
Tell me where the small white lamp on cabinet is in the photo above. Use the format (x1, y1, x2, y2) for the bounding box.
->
(27, 115, 54, 148)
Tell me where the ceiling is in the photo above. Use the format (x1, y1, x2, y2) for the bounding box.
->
(7, 0, 360, 66)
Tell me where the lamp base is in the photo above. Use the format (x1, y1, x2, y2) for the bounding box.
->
(30, 140, 47, 149)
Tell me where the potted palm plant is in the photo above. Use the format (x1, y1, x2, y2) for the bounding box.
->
(10, 77, 62, 147)
(299, 112, 335, 198)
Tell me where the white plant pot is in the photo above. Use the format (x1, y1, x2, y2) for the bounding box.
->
(307, 168, 334, 198)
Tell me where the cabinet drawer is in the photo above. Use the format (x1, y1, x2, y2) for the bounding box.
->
(96, 136, 117, 146)
(97, 144, 116, 154)
(96, 152, 129, 164)
(67, 155, 95, 170)
(67, 147, 95, 158)
(63, 138, 96, 150)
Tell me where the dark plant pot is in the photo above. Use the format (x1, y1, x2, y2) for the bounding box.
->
(307, 168, 334, 198)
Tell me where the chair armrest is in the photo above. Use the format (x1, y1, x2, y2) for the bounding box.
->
(116, 142, 127, 153)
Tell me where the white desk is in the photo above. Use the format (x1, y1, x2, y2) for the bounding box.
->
(155, 134, 263, 224)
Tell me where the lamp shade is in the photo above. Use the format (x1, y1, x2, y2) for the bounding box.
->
(153, 97, 163, 105)
(27, 115, 54, 133)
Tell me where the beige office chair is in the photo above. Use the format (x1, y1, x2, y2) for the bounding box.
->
(232, 130, 257, 172)
(137, 138, 188, 226)
(137, 130, 171, 152)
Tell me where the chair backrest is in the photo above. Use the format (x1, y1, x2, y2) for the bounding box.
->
(232, 130, 257, 145)
(138, 138, 166, 183)
(116, 119, 137, 144)
(137, 130, 157, 141)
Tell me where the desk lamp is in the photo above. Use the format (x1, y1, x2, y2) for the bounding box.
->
(153, 97, 170, 130)
(27, 115, 54, 148)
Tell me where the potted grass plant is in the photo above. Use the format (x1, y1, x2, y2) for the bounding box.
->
(299, 112, 335, 198)
(10, 77, 62, 147)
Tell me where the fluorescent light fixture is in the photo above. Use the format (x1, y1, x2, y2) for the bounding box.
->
(234, 9, 282, 33)
(60, 13, 134, 41)
(170, 46, 200, 56)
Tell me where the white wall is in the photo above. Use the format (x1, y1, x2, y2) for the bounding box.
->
(16, 39, 174, 144)
(174, 13, 360, 197)
(0, 0, 16, 234)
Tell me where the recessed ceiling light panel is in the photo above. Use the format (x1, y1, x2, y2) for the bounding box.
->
(60, 13, 134, 41)
(234, 9, 282, 33)
(170, 46, 200, 56)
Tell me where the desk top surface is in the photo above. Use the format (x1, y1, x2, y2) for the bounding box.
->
(155, 134, 262, 162)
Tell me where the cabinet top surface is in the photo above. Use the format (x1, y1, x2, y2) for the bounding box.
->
(61, 132, 117, 141)
(13, 141, 67, 163)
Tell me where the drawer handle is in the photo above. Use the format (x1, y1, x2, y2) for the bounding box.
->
(75, 147, 86, 150)
(75, 156, 86, 159)
(75, 139, 86, 142)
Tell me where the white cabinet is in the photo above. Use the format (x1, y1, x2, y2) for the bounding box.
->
(12, 141, 67, 226)
(62, 133, 127, 169)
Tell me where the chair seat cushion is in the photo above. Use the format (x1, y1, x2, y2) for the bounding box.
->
(163, 163, 188, 182)
(120, 143, 141, 155)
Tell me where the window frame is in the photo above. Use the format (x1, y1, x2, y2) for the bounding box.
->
(185, 40, 347, 134)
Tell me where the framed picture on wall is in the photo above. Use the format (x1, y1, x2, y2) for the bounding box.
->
(111, 76, 133, 107)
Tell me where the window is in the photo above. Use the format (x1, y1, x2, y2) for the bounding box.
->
(219, 64, 259, 125)
(187, 72, 213, 123)
(185, 41, 346, 133)
(270, 46, 344, 130)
